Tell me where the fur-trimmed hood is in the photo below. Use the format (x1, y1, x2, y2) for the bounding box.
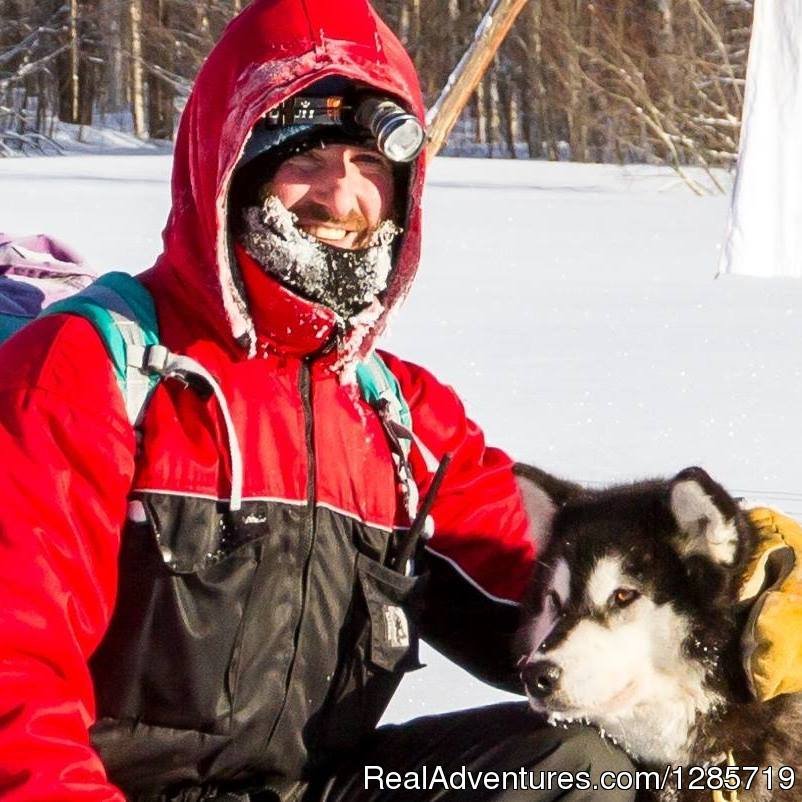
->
(148, 0, 426, 360)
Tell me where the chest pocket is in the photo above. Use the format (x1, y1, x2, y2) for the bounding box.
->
(90, 493, 302, 736)
(358, 553, 423, 672)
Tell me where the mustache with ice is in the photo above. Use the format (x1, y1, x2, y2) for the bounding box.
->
(239, 195, 401, 320)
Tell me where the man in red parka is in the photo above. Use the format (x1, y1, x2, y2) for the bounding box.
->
(0, 1, 636, 800)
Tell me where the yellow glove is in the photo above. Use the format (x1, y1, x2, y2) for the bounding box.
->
(739, 507, 802, 701)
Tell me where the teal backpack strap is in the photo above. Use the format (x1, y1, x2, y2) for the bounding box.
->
(355, 352, 412, 432)
(0, 315, 28, 340)
(355, 352, 437, 468)
(42, 272, 244, 512)
(356, 353, 439, 528)
(45, 271, 160, 425)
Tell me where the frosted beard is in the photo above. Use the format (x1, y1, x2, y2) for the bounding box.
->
(238, 195, 401, 323)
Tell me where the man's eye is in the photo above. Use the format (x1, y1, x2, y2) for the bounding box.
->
(286, 154, 319, 170)
(353, 154, 389, 170)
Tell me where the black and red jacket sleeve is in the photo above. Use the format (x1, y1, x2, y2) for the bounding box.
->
(0, 315, 132, 802)
(381, 352, 537, 692)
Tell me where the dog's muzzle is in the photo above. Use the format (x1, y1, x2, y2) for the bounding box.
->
(521, 660, 563, 698)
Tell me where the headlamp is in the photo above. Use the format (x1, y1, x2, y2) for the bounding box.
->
(353, 97, 425, 164)
(264, 93, 426, 163)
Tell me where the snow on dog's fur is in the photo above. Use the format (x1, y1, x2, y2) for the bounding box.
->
(515, 465, 802, 802)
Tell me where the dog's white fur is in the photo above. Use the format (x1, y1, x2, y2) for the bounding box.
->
(585, 555, 623, 608)
(526, 551, 723, 766)
(670, 479, 739, 565)
(520, 473, 802, 802)
(516, 474, 559, 551)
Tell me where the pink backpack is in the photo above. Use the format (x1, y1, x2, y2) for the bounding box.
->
(0, 233, 97, 339)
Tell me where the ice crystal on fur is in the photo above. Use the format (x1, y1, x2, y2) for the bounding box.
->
(240, 195, 400, 320)
(331, 297, 386, 384)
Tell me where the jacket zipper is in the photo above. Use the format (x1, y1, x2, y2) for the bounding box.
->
(265, 359, 317, 747)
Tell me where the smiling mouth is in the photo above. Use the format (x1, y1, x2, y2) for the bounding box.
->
(297, 222, 367, 249)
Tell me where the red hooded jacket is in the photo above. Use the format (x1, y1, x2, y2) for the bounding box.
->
(0, 1, 535, 799)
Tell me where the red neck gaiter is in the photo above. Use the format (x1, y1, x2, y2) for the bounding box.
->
(234, 242, 339, 358)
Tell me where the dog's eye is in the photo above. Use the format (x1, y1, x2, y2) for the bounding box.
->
(610, 587, 640, 608)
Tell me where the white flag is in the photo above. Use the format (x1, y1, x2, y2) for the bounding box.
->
(719, 0, 802, 278)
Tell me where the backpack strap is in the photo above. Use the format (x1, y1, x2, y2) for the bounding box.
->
(356, 353, 413, 433)
(136, 345, 244, 512)
(356, 352, 440, 528)
(355, 352, 438, 467)
(42, 276, 433, 520)
(45, 271, 160, 425)
(42, 272, 244, 512)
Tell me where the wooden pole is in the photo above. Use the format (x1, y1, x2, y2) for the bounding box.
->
(425, 0, 531, 162)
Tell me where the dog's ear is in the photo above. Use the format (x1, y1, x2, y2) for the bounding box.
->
(668, 466, 741, 566)
(513, 463, 584, 550)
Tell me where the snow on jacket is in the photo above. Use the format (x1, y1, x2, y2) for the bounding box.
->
(0, 1, 536, 799)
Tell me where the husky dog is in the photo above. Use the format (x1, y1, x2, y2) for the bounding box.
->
(516, 465, 802, 802)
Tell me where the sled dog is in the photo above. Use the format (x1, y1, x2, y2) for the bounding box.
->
(516, 465, 802, 801)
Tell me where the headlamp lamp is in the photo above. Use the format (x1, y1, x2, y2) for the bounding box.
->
(264, 94, 425, 163)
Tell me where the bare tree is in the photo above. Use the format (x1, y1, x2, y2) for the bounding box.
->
(144, 0, 174, 139)
(129, 0, 146, 138)
(1, 0, 754, 174)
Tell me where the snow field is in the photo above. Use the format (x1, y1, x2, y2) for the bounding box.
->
(2, 153, 800, 721)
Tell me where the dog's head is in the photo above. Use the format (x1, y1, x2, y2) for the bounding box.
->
(517, 466, 756, 765)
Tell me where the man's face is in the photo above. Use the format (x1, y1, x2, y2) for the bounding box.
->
(264, 143, 395, 250)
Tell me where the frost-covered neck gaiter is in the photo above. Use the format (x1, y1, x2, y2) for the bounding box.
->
(239, 195, 400, 320)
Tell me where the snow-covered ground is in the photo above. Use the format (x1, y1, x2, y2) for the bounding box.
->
(2, 153, 801, 722)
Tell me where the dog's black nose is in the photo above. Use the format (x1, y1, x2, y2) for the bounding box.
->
(521, 660, 562, 698)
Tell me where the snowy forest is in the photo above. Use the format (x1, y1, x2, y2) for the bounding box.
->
(0, 0, 753, 166)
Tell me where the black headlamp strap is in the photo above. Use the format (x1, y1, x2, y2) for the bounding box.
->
(265, 96, 348, 128)
(254, 92, 425, 164)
